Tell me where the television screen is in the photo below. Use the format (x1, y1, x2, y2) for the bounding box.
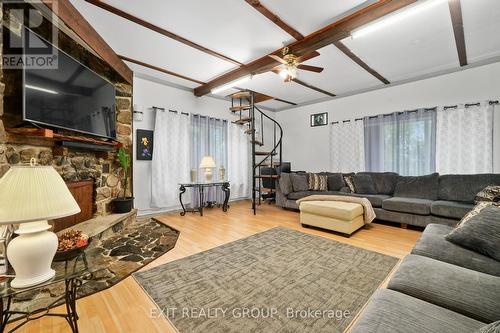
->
(23, 28, 116, 139)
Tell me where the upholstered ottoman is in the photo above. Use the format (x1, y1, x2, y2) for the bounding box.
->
(299, 200, 365, 236)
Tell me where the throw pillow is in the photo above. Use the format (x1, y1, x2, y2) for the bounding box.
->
(307, 173, 319, 190)
(290, 173, 308, 192)
(458, 202, 499, 227)
(327, 173, 345, 191)
(352, 174, 377, 194)
(476, 320, 500, 333)
(343, 176, 355, 193)
(279, 173, 293, 196)
(446, 205, 500, 261)
(306, 173, 328, 191)
(318, 175, 328, 191)
(475, 186, 500, 204)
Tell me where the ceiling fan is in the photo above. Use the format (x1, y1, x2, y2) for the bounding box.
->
(268, 47, 324, 82)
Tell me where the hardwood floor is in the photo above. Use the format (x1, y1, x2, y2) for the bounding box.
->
(9, 200, 422, 333)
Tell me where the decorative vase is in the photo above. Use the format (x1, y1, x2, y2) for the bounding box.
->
(219, 166, 225, 181)
(190, 168, 197, 183)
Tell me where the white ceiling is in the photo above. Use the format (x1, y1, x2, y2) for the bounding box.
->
(70, 0, 500, 111)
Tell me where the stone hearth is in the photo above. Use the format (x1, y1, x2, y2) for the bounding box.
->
(9, 217, 179, 321)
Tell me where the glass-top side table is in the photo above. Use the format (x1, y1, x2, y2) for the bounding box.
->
(0, 253, 93, 333)
(178, 181, 230, 216)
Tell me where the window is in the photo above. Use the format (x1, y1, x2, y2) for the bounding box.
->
(364, 109, 436, 176)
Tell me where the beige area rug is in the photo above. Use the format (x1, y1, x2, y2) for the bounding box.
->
(133, 227, 399, 333)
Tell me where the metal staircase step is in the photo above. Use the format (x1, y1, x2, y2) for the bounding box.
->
(251, 140, 263, 146)
(258, 162, 281, 167)
(254, 151, 277, 156)
(230, 105, 251, 112)
(232, 117, 252, 125)
(244, 128, 255, 134)
(231, 91, 251, 99)
(255, 175, 279, 179)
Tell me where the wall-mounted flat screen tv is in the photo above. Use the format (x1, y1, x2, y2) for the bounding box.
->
(23, 28, 116, 139)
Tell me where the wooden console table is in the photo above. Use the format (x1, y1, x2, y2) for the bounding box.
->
(178, 182, 230, 216)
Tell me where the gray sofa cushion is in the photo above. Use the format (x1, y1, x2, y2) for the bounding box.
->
(326, 173, 345, 191)
(278, 173, 293, 196)
(350, 289, 485, 333)
(346, 193, 391, 208)
(382, 197, 433, 215)
(412, 224, 500, 277)
(438, 174, 500, 203)
(352, 174, 377, 194)
(357, 172, 399, 195)
(289, 173, 308, 192)
(476, 321, 500, 333)
(431, 200, 473, 219)
(393, 173, 439, 200)
(388, 254, 500, 323)
(446, 205, 500, 261)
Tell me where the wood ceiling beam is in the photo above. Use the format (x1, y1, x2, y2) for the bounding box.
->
(244, 0, 304, 40)
(195, 0, 417, 96)
(292, 79, 336, 97)
(84, 0, 242, 66)
(333, 41, 390, 84)
(448, 0, 467, 66)
(41, 0, 133, 84)
(245, 0, 337, 97)
(118, 55, 206, 85)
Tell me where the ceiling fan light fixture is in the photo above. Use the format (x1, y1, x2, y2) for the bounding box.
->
(211, 75, 252, 94)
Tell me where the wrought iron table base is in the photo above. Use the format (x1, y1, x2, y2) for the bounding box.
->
(179, 182, 230, 216)
(0, 277, 82, 333)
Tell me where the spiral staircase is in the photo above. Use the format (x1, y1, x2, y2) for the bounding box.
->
(229, 91, 283, 214)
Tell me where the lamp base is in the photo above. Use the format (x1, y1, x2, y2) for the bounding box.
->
(10, 269, 55, 289)
(204, 168, 214, 182)
(7, 221, 58, 289)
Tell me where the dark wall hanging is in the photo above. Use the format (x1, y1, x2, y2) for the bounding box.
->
(310, 112, 328, 127)
(136, 129, 154, 160)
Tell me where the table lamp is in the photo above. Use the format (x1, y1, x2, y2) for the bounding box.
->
(199, 156, 216, 182)
(0, 163, 80, 288)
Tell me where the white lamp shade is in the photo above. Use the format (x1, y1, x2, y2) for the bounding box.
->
(0, 166, 81, 224)
(199, 156, 216, 168)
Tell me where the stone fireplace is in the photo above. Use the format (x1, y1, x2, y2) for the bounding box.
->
(0, 2, 133, 228)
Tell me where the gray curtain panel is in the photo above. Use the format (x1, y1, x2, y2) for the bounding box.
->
(190, 114, 228, 207)
(364, 109, 437, 176)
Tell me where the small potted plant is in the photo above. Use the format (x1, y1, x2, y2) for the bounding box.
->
(111, 147, 134, 213)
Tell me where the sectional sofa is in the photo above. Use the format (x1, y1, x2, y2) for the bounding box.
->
(350, 222, 500, 332)
(277, 172, 500, 227)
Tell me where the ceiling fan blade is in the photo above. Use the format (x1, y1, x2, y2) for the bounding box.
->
(268, 54, 288, 65)
(296, 50, 320, 63)
(297, 64, 324, 73)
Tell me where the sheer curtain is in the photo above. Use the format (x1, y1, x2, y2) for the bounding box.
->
(330, 120, 365, 172)
(190, 115, 228, 206)
(151, 111, 190, 208)
(436, 102, 493, 174)
(364, 109, 436, 176)
(228, 123, 250, 199)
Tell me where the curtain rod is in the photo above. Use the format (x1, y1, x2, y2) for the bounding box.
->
(331, 100, 499, 125)
(192, 114, 228, 122)
(151, 106, 189, 116)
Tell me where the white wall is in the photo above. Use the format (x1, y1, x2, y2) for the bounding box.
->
(132, 76, 276, 215)
(276, 62, 500, 173)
